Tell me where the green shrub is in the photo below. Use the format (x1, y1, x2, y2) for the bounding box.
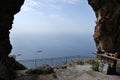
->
(91, 61, 99, 71)
(76, 60, 84, 65)
(85, 58, 96, 65)
(52, 73, 57, 78)
(60, 65, 67, 69)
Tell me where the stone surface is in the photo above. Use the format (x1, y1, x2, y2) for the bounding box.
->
(88, 0, 120, 53)
(0, 0, 24, 80)
(26, 64, 54, 74)
(15, 64, 120, 80)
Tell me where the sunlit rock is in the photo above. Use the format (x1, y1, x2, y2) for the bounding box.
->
(88, 0, 120, 53)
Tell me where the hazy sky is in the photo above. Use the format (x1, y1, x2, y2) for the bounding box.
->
(10, 0, 97, 59)
(11, 0, 96, 34)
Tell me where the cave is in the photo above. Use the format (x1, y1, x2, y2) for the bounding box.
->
(0, 0, 120, 79)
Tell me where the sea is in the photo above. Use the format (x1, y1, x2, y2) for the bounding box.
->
(10, 33, 96, 60)
(9, 33, 96, 68)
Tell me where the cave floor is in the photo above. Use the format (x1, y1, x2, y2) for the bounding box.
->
(15, 64, 120, 80)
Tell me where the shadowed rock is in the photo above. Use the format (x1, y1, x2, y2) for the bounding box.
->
(0, 0, 25, 80)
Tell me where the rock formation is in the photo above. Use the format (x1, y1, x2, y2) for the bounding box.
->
(0, 0, 25, 80)
(88, 0, 120, 53)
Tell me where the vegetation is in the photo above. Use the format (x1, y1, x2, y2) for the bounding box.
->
(60, 65, 67, 69)
(75, 60, 84, 65)
(91, 60, 99, 71)
(85, 58, 96, 65)
(84, 58, 99, 71)
(52, 73, 57, 78)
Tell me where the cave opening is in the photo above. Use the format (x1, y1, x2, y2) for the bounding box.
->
(1, 0, 120, 79)
(10, 0, 96, 60)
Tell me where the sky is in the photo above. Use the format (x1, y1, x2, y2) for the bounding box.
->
(11, 0, 96, 35)
(10, 0, 97, 59)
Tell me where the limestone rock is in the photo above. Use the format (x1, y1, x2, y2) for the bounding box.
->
(88, 0, 120, 53)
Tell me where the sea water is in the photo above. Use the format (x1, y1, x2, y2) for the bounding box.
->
(10, 33, 95, 60)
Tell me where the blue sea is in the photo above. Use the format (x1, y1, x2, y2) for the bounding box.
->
(10, 33, 96, 60)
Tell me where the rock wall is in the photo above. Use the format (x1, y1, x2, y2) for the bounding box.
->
(0, 0, 24, 80)
(88, 0, 120, 53)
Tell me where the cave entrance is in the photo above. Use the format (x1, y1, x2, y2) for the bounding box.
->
(11, 0, 96, 60)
